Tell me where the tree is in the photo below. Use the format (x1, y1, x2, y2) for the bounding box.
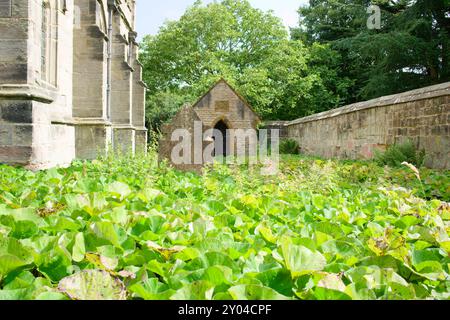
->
(293, 0, 370, 44)
(294, 0, 450, 102)
(140, 0, 350, 134)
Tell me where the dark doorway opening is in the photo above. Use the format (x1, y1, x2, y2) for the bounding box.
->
(213, 120, 229, 157)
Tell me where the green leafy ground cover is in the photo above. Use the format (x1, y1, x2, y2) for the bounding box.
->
(0, 153, 449, 300)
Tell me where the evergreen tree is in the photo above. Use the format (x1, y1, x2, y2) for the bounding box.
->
(294, 0, 450, 102)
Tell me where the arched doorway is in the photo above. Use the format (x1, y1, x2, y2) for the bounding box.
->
(213, 120, 229, 157)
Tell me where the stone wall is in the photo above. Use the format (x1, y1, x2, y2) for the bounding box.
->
(286, 82, 450, 170)
(131, 35, 147, 154)
(72, 0, 110, 160)
(263, 121, 289, 139)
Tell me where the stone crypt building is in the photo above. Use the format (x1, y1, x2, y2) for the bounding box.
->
(159, 79, 261, 172)
(0, 0, 147, 169)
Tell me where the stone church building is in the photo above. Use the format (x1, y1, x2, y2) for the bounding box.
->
(0, 0, 147, 169)
(159, 79, 261, 172)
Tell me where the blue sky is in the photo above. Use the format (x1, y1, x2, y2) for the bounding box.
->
(135, 0, 309, 41)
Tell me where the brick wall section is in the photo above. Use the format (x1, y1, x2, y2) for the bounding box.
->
(159, 105, 211, 173)
(286, 82, 450, 169)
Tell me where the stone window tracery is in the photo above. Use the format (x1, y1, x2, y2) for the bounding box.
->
(41, 0, 58, 86)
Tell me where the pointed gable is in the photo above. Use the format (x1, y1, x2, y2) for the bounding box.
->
(192, 79, 261, 129)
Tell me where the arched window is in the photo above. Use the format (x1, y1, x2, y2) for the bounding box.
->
(41, 0, 58, 86)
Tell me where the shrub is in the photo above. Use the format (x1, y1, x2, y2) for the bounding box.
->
(279, 139, 300, 155)
(375, 140, 426, 167)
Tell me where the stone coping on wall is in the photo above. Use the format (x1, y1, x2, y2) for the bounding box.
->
(287, 82, 450, 126)
(263, 121, 290, 127)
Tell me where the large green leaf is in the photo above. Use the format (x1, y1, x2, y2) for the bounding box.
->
(72, 232, 85, 263)
(90, 221, 121, 248)
(0, 255, 29, 277)
(35, 245, 72, 282)
(11, 220, 39, 239)
(280, 238, 327, 277)
(107, 182, 132, 199)
(314, 287, 352, 300)
(58, 270, 127, 300)
(0, 236, 33, 277)
(228, 285, 291, 300)
(255, 269, 294, 296)
(129, 278, 175, 300)
(170, 281, 215, 300)
(0, 288, 32, 300)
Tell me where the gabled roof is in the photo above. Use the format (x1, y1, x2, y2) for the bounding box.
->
(192, 78, 261, 123)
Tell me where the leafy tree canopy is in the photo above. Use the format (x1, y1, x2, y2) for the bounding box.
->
(140, 0, 351, 134)
(294, 0, 450, 101)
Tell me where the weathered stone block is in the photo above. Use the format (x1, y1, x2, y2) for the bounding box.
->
(113, 128, 135, 155)
(13, 124, 32, 145)
(75, 124, 111, 160)
(0, 63, 27, 83)
(0, 146, 32, 163)
(0, 101, 32, 123)
(0, 19, 27, 39)
(0, 0, 12, 17)
(135, 130, 147, 154)
(0, 124, 12, 145)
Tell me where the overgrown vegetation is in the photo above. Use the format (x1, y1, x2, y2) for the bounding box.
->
(279, 139, 300, 155)
(0, 153, 448, 300)
(375, 140, 426, 168)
